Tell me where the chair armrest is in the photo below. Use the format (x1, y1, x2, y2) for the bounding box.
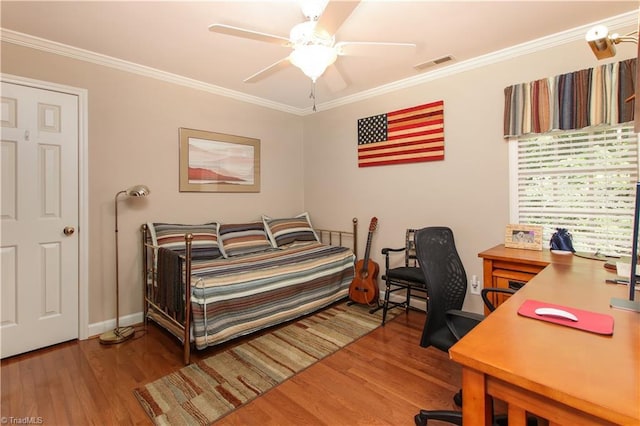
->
(481, 288, 517, 313)
(381, 246, 407, 271)
(381, 247, 406, 255)
(445, 309, 484, 341)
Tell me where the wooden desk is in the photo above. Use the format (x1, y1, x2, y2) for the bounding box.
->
(478, 245, 596, 314)
(450, 246, 640, 425)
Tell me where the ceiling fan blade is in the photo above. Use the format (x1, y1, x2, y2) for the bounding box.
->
(208, 24, 291, 46)
(315, 0, 360, 35)
(244, 57, 292, 83)
(335, 41, 416, 56)
(323, 63, 349, 93)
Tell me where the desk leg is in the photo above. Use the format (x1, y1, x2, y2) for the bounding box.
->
(462, 368, 493, 426)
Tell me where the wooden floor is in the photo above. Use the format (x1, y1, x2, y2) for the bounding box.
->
(1, 307, 462, 425)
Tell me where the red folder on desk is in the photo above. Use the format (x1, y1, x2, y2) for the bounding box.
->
(518, 299, 614, 335)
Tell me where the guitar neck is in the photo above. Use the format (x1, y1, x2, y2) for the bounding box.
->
(362, 231, 373, 269)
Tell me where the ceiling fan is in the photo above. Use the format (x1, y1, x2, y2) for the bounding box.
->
(208, 0, 416, 87)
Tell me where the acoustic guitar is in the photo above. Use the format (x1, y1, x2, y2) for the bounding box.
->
(349, 217, 380, 306)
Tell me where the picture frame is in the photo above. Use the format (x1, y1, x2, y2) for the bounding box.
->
(179, 128, 260, 193)
(504, 224, 543, 251)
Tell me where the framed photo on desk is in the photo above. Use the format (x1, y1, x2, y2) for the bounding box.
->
(504, 224, 543, 250)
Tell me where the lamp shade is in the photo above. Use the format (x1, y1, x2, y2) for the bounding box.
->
(125, 184, 150, 197)
(289, 44, 337, 82)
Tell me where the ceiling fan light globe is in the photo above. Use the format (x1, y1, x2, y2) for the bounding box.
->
(290, 21, 333, 47)
(290, 44, 337, 81)
(313, 28, 333, 44)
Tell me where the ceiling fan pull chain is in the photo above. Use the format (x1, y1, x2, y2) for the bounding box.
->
(310, 81, 317, 112)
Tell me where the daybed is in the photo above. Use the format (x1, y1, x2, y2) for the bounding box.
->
(141, 215, 358, 364)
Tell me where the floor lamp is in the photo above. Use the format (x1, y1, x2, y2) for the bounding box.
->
(99, 184, 151, 345)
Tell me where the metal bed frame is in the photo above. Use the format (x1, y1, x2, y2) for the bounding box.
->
(141, 218, 358, 364)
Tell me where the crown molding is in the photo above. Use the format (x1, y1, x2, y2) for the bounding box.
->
(315, 11, 638, 112)
(0, 28, 304, 115)
(2, 10, 637, 116)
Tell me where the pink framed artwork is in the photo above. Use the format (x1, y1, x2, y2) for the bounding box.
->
(179, 128, 260, 193)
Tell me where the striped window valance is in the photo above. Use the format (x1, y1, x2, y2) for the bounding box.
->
(504, 58, 636, 137)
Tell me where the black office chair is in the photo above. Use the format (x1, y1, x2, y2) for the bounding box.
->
(413, 227, 481, 418)
(412, 227, 526, 426)
(482, 287, 518, 313)
(380, 229, 428, 325)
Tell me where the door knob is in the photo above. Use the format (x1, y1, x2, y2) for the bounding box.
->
(63, 226, 75, 236)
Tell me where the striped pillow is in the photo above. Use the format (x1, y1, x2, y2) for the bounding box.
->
(263, 212, 319, 248)
(218, 222, 273, 257)
(150, 223, 221, 260)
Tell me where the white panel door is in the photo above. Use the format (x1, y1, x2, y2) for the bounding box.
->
(1, 81, 79, 358)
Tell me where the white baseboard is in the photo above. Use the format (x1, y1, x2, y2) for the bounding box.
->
(87, 311, 144, 339)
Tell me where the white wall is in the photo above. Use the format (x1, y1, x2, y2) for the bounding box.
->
(1, 42, 305, 324)
(303, 29, 637, 313)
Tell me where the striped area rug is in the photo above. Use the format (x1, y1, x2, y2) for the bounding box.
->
(134, 301, 394, 425)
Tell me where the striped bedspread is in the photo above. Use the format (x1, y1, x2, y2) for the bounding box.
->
(188, 242, 355, 349)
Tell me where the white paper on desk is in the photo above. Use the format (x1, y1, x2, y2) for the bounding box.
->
(615, 262, 640, 279)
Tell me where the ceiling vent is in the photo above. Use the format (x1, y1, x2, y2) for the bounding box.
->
(414, 55, 455, 71)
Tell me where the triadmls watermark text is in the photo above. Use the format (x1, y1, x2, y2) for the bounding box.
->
(1, 417, 44, 425)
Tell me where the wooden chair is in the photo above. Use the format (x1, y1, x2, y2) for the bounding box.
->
(380, 229, 428, 325)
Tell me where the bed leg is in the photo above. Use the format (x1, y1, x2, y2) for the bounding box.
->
(184, 343, 191, 365)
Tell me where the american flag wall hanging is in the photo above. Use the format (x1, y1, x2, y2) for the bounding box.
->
(357, 100, 445, 167)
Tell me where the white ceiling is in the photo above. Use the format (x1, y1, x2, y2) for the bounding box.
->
(1, 1, 638, 114)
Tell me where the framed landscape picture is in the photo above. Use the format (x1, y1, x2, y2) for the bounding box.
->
(179, 128, 260, 193)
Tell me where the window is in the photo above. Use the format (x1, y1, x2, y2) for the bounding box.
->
(509, 124, 638, 256)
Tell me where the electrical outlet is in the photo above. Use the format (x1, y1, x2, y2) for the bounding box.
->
(470, 275, 481, 295)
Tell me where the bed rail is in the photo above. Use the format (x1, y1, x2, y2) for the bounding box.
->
(316, 217, 358, 259)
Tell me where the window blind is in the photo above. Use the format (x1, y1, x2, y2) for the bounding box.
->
(512, 124, 638, 256)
